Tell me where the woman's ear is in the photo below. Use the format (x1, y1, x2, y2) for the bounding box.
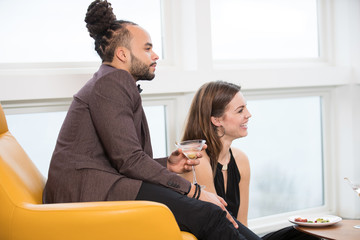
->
(211, 116, 222, 127)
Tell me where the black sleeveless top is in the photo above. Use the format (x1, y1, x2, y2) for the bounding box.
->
(214, 149, 240, 217)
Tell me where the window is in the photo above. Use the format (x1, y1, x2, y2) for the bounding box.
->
(6, 111, 67, 177)
(5, 104, 168, 177)
(232, 96, 324, 218)
(0, 0, 163, 63)
(210, 0, 319, 60)
(143, 105, 168, 158)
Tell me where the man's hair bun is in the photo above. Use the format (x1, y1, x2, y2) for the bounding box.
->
(85, 0, 116, 39)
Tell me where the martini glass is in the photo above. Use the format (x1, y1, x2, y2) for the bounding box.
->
(176, 139, 206, 185)
(344, 177, 360, 229)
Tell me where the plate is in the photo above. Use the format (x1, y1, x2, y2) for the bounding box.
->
(288, 215, 342, 227)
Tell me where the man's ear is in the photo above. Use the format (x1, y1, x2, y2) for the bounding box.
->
(211, 116, 222, 127)
(114, 47, 129, 63)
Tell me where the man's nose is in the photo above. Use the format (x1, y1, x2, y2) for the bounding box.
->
(152, 51, 159, 61)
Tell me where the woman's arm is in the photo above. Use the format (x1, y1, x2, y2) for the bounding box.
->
(232, 148, 250, 227)
(182, 154, 239, 229)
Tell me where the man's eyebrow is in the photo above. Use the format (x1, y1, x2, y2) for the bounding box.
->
(145, 43, 153, 47)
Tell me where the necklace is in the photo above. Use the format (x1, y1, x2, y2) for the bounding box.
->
(219, 149, 230, 171)
(222, 164, 228, 171)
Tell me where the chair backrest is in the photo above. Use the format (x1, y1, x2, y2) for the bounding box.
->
(0, 103, 45, 209)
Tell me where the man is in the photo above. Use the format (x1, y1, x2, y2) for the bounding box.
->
(43, 1, 259, 239)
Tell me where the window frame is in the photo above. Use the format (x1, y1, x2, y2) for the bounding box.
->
(0, 85, 336, 234)
(1, 95, 180, 172)
(209, 0, 333, 67)
(141, 94, 180, 156)
(210, 0, 322, 62)
(240, 87, 335, 233)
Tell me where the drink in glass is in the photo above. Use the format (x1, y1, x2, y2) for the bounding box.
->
(176, 139, 206, 184)
(344, 177, 360, 229)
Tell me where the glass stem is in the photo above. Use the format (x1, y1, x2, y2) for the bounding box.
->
(192, 166, 197, 184)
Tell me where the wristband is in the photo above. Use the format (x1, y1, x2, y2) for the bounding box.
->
(195, 184, 201, 199)
(192, 183, 199, 198)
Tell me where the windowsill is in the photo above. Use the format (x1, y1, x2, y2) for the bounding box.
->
(212, 58, 332, 70)
(0, 60, 354, 100)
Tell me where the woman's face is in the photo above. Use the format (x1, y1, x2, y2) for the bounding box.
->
(219, 92, 251, 140)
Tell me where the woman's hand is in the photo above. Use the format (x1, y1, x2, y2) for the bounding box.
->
(167, 144, 207, 173)
(197, 188, 239, 229)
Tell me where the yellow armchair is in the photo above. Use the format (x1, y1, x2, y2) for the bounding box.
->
(0, 104, 196, 240)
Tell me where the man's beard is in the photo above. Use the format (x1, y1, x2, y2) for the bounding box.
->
(129, 53, 156, 81)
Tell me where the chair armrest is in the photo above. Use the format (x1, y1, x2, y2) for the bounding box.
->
(11, 201, 185, 240)
(181, 231, 198, 240)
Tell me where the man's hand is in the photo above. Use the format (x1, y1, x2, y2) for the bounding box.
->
(167, 144, 207, 173)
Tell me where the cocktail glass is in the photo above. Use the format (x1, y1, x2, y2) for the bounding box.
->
(344, 177, 360, 229)
(176, 139, 206, 185)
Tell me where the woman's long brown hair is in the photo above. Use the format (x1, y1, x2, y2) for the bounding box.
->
(182, 81, 241, 175)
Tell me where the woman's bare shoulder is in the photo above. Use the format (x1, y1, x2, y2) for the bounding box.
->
(180, 149, 212, 180)
(231, 147, 249, 162)
(199, 149, 212, 166)
(230, 147, 250, 171)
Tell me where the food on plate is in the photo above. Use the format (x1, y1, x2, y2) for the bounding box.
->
(294, 217, 308, 222)
(294, 217, 329, 224)
(314, 218, 329, 223)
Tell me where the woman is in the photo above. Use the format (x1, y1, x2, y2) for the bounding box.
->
(181, 81, 319, 240)
(181, 80, 251, 224)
